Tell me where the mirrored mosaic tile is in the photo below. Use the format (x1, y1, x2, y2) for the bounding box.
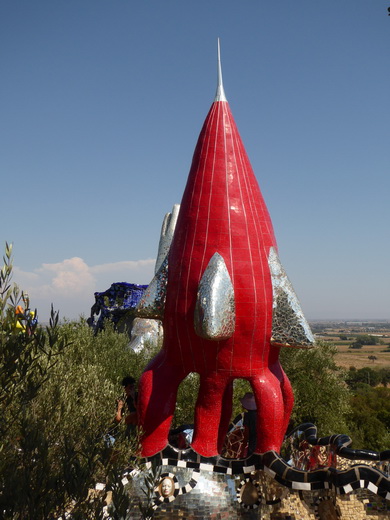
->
(155, 204, 180, 274)
(194, 252, 235, 341)
(136, 257, 168, 320)
(129, 466, 261, 520)
(268, 247, 314, 348)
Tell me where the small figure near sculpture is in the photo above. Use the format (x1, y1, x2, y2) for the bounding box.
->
(114, 376, 138, 437)
(239, 392, 257, 456)
(222, 392, 258, 459)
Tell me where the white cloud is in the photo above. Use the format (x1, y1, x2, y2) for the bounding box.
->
(90, 259, 155, 274)
(89, 259, 155, 291)
(41, 257, 95, 295)
(12, 257, 156, 321)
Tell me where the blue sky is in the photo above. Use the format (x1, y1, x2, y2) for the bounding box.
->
(1, 1, 389, 321)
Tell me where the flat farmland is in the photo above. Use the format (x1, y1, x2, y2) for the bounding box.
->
(310, 321, 390, 370)
(333, 342, 390, 369)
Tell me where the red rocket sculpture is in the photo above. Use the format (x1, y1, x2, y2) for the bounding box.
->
(137, 42, 314, 458)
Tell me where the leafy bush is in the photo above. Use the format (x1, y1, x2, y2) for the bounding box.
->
(346, 366, 382, 389)
(347, 386, 390, 451)
(280, 341, 351, 436)
(349, 334, 383, 349)
(0, 244, 145, 519)
(172, 374, 252, 429)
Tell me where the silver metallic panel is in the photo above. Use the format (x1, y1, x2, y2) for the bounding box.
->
(194, 252, 235, 341)
(268, 247, 315, 348)
(135, 257, 168, 320)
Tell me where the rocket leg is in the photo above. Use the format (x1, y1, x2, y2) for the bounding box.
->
(279, 367, 294, 438)
(250, 370, 285, 453)
(269, 358, 294, 442)
(217, 380, 234, 453)
(191, 373, 231, 457)
(138, 351, 187, 457)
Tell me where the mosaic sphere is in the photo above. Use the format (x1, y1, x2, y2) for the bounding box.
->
(129, 465, 262, 520)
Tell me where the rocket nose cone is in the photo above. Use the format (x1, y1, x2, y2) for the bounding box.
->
(215, 38, 227, 102)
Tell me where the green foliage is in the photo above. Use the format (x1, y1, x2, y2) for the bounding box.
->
(281, 342, 390, 451)
(360, 335, 380, 345)
(344, 366, 390, 449)
(349, 334, 383, 349)
(137, 461, 162, 520)
(0, 243, 146, 519)
(378, 367, 390, 387)
(280, 341, 351, 436)
(231, 379, 253, 419)
(172, 374, 255, 428)
(173, 373, 200, 427)
(346, 366, 383, 389)
(347, 386, 390, 451)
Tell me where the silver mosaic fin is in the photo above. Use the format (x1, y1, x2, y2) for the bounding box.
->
(268, 247, 315, 348)
(194, 252, 235, 341)
(135, 256, 168, 320)
(154, 204, 180, 274)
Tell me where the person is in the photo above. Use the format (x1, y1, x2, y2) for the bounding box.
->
(239, 392, 257, 456)
(222, 392, 257, 458)
(114, 376, 138, 437)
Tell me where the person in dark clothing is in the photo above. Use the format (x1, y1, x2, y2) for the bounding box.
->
(114, 376, 138, 437)
(239, 392, 257, 455)
(222, 392, 258, 458)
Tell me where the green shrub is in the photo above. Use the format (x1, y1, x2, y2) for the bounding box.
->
(280, 341, 351, 436)
(347, 386, 390, 451)
(0, 243, 143, 519)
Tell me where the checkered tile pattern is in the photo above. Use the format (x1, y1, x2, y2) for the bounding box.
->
(139, 423, 390, 502)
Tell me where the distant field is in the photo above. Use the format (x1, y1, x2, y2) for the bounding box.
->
(333, 343, 390, 369)
(312, 323, 390, 370)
